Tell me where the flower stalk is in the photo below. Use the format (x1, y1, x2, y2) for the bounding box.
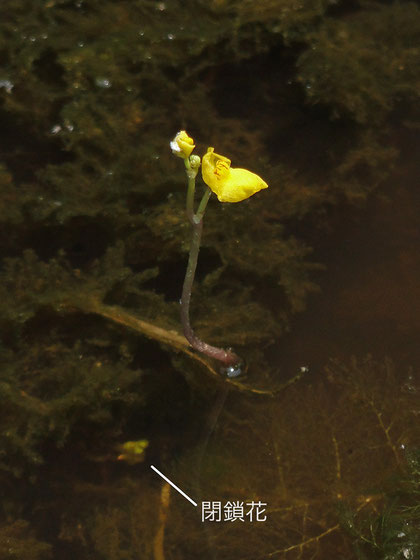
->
(180, 157, 241, 367)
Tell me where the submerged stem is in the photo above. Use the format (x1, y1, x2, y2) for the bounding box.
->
(180, 162, 241, 368)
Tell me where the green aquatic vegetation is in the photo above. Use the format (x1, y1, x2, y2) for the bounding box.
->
(341, 448, 420, 560)
(0, 0, 419, 558)
(0, 520, 51, 560)
(297, 2, 420, 125)
(0, 340, 143, 477)
(227, 0, 337, 42)
(163, 357, 419, 560)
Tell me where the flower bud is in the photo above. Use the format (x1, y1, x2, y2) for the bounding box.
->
(189, 154, 201, 169)
(170, 130, 195, 159)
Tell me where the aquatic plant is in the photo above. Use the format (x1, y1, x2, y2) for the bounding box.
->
(165, 357, 419, 560)
(340, 447, 420, 560)
(0, 520, 51, 560)
(0, 0, 418, 558)
(171, 131, 268, 372)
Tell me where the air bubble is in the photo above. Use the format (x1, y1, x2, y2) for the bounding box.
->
(95, 77, 111, 89)
(0, 79, 14, 93)
(221, 364, 242, 378)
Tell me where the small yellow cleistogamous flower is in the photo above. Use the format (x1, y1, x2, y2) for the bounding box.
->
(201, 147, 268, 202)
(116, 439, 149, 465)
(170, 130, 195, 159)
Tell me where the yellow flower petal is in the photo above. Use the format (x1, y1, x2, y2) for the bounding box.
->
(202, 147, 268, 202)
(170, 130, 195, 158)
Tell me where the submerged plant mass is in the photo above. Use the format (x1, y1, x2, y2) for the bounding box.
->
(0, 0, 419, 558)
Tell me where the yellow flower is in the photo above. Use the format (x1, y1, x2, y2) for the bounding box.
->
(117, 439, 149, 465)
(201, 147, 268, 202)
(170, 130, 195, 159)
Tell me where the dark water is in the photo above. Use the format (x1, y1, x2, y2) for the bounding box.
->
(276, 162, 420, 376)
